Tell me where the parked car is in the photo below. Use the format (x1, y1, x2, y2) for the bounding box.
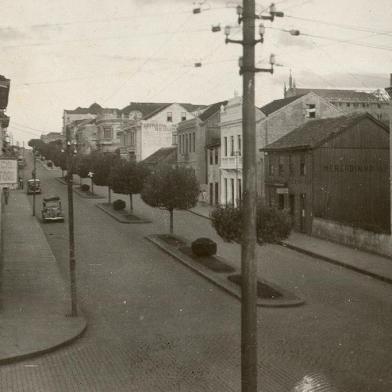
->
(41, 196, 64, 222)
(26, 179, 41, 195)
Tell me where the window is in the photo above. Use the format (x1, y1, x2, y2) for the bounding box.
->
(346, 103, 350, 107)
(300, 154, 306, 176)
(377, 103, 381, 109)
(214, 148, 218, 164)
(179, 137, 182, 155)
(289, 155, 294, 176)
(167, 112, 173, 122)
(353, 103, 358, 108)
(237, 178, 242, 203)
(181, 112, 187, 122)
(209, 183, 213, 205)
(185, 134, 189, 153)
(192, 133, 195, 152)
(362, 103, 366, 108)
(209, 149, 213, 165)
(230, 136, 234, 156)
(237, 135, 242, 155)
(306, 104, 316, 118)
(103, 126, 112, 139)
(268, 157, 274, 176)
(224, 178, 228, 204)
(224, 137, 228, 156)
(278, 194, 285, 210)
(231, 179, 235, 205)
(278, 156, 284, 176)
(215, 182, 219, 205)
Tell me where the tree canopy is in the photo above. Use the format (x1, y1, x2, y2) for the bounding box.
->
(141, 165, 199, 232)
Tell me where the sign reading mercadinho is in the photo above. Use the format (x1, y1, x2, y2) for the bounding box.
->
(323, 163, 388, 173)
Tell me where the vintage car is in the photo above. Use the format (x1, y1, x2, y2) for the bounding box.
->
(41, 196, 64, 222)
(26, 179, 41, 195)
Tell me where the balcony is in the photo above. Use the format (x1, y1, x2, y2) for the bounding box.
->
(221, 155, 242, 170)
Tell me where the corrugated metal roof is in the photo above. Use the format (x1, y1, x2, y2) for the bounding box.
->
(262, 113, 388, 151)
(259, 95, 304, 116)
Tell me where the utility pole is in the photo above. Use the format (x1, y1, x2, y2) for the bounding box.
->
(241, 2, 258, 390)
(32, 148, 36, 217)
(66, 125, 78, 317)
(222, 2, 292, 391)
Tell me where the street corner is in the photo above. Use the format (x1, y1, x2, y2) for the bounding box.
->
(0, 314, 87, 365)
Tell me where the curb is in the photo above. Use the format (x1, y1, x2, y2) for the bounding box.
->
(0, 317, 87, 365)
(96, 203, 151, 224)
(281, 241, 392, 285)
(73, 187, 105, 199)
(147, 234, 304, 308)
(187, 209, 211, 220)
(55, 178, 105, 199)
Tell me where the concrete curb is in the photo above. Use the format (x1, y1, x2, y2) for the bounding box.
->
(147, 234, 304, 308)
(0, 317, 87, 365)
(96, 203, 151, 224)
(187, 209, 211, 220)
(281, 241, 392, 285)
(55, 178, 105, 199)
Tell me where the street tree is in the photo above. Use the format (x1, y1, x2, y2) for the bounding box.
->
(210, 202, 292, 245)
(110, 160, 150, 212)
(91, 151, 121, 203)
(141, 165, 199, 234)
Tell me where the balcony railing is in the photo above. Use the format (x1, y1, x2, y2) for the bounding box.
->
(221, 155, 242, 170)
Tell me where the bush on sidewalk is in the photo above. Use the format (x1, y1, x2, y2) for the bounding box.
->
(113, 199, 126, 211)
(191, 238, 217, 257)
(81, 184, 90, 192)
(211, 203, 292, 245)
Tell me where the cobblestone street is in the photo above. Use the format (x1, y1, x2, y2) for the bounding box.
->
(1, 161, 391, 391)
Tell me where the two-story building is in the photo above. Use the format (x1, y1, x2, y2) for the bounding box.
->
(284, 71, 390, 124)
(219, 96, 264, 206)
(63, 103, 103, 137)
(177, 100, 227, 204)
(119, 102, 204, 162)
(262, 113, 390, 247)
(95, 108, 122, 153)
(74, 119, 98, 155)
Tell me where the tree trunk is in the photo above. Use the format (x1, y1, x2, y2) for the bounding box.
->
(108, 187, 111, 204)
(169, 209, 174, 234)
(129, 193, 133, 213)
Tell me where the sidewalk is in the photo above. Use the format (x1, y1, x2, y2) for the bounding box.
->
(188, 202, 392, 284)
(0, 190, 86, 364)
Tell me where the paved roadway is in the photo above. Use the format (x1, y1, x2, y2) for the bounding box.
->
(1, 154, 392, 391)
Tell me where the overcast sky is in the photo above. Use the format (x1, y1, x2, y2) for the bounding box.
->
(1, 0, 392, 144)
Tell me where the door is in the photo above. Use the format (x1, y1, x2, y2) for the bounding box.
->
(300, 193, 306, 233)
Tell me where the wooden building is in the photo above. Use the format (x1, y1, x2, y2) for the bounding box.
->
(262, 113, 390, 236)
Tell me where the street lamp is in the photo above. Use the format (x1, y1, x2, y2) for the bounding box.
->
(32, 148, 37, 217)
(65, 126, 78, 317)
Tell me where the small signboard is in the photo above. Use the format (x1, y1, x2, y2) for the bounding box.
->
(0, 159, 17, 185)
(276, 187, 289, 194)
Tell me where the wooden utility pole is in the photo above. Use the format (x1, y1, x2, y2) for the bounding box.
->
(241, 0, 258, 391)
(32, 149, 36, 217)
(66, 126, 78, 317)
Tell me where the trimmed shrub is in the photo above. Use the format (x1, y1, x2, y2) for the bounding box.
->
(191, 237, 217, 257)
(81, 184, 90, 192)
(211, 203, 291, 245)
(113, 199, 126, 211)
